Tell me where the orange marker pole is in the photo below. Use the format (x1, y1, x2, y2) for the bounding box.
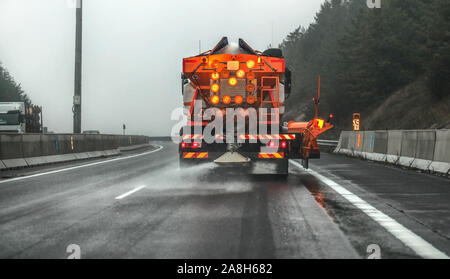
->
(315, 75, 321, 119)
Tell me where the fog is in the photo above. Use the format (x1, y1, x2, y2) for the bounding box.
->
(0, 0, 323, 136)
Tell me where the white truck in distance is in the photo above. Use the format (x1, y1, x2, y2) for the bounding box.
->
(0, 102, 26, 133)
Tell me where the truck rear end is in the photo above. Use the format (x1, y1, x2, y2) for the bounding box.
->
(179, 37, 332, 176)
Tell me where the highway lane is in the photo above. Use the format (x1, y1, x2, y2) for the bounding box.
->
(304, 153, 450, 259)
(0, 141, 448, 259)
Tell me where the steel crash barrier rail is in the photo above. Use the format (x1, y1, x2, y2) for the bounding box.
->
(0, 133, 150, 170)
(334, 129, 450, 175)
(317, 139, 339, 147)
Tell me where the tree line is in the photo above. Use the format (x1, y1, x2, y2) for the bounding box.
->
(0, 62, 31, 105)
(280, 0, 450, 129)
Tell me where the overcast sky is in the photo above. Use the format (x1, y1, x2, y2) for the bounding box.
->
(0, 0, 323, 136)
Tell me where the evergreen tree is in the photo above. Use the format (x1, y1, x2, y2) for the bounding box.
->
(281, 0, 450, 128)
(0, 62, 31, 104)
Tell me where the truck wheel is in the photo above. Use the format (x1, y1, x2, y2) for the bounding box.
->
(276, 159, 289, 180)
(276, 173, 288, 180)
(302, 158, 309, 169)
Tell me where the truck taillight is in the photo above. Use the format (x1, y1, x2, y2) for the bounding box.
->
(267, 141, 287, 149)
(181, 142, 201, 149)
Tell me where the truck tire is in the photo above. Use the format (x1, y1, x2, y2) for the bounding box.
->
(302, 158, 309, 169)
(276, 159, 289, 180)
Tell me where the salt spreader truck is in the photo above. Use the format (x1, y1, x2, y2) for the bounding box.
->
(179, 37, 333, 176)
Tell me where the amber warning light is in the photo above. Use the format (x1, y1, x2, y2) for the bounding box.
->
(353, 113, 361, 131)
(228, 77, 238, 86)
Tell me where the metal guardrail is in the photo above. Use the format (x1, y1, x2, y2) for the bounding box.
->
(317, 139, 338, 147)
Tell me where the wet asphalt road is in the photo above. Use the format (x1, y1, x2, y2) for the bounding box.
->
(0, 141, 448, 259)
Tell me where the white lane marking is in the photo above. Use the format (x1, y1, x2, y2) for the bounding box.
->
(0, 145, 164, 185)
(290, 160, 450, 259)
(115, 185, 146, 200)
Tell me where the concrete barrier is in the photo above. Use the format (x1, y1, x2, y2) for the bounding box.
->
(112, 136, 121, 150)
(0, 134, 27, 168)
(40, 134, 58, 156)
(87, 151, 104, 158)
(401, 131, 418, 158)
(0, 134, 23, 159)
(340, 131, 350, 150)
(415, 130, 436, 160)
(335, 129, 450, 175)
(43, 154, 77, 164)
(72, 134, 85, 153)
(25, 156, 48, 166)
(120, 135, 129, 147)
(433, 130, 450, 163)
(354, 132, 364, 152)
(102, 135, 117, 150)
(0, 160, 6, 170)
(61, 154, 77, 162)
(57, 134, 72, 154)
(2, 158, 28, 168)
(73, 152, 89, 160)
(373, 131, 388, 154)
(42, 155, 62, 164)
(362, 131, 375, 153)
(22, 134, 42, 158)
(430, 130, 450, 174)
(387, 130, 403, 156)
(119, 143, 151, 152)
(347, 132, 356, 151)
(335, 133, 343, 150)
(148, 136, 172, 141)
(397, 131, 418, 168)
(83, 135, 103, 152)
(104, 149, 120, 156)
(361, 131, 387, 161)
(0, 133, 149, 170)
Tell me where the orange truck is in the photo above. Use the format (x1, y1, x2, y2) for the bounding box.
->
(179, 37, 332, 176)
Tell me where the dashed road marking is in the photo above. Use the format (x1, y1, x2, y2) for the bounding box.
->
(115, 185, 146, 200)
(290, 159, 450, 259)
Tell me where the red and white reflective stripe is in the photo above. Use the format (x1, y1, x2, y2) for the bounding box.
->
(258, 152, 284, 159)
(239, 134, 296, 140)
(281, 134, 296, 140)
(182, 134, 204, 140)
(182, 152, 209, 159)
